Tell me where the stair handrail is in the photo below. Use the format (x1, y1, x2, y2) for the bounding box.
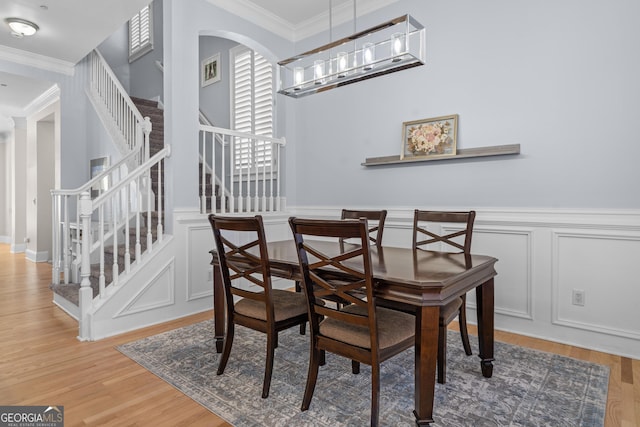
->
(51, 147, 144, 286)
(92, 147, 170, 207)
(51, 148, 141, 197)
(89, 49, 151, 160)
(200, 125, 287, 145)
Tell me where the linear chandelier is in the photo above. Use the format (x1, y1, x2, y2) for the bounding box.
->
(277, 5, 425, 99)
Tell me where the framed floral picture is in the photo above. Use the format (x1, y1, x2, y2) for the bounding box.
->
(401, 114, 458, 160)
(201, 53, 221, 87)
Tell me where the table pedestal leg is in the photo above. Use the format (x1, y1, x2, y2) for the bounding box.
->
(213, 264, 225, 353)
(413, 305, 439, 426)
(476, 277, 495, 377)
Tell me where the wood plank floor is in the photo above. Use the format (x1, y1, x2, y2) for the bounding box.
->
(0, 244, 638, 426)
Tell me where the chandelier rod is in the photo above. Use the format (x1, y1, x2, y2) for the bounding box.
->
(329, 0, 358, 42)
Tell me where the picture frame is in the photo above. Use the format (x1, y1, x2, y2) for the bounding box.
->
(401, 114, 458, 160)
(201, 53, 221, 87)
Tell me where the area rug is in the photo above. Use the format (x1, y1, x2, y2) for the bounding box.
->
(118, 320, 608, 426)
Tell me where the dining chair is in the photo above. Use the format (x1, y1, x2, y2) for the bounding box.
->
(208, 214, 309, 398)
(290, 217, 415, 427)
(296, 209, 388, 331)
(413, 210, 476, 384)
(340, 209, 388, 246)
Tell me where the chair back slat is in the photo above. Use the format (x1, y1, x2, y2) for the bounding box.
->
(341, 209, 387, 246)
(413, 210, 476, 253)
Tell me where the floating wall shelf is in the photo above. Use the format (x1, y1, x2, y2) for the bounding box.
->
(362, 144, 520, 167)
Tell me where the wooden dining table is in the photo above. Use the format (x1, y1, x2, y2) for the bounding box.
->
(210, 240, 498, 425)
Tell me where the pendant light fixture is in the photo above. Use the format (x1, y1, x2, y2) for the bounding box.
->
(277, 1, 425, 98)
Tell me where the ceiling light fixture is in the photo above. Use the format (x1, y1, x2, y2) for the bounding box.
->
(5, 18, 40, 38)
(277, 0, 425, 98)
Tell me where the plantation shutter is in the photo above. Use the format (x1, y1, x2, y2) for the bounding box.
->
(231, 46, 273, 170)
(129, 4, 153, 62)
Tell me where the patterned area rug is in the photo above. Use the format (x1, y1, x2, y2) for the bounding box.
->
(118, 320, 608, 426)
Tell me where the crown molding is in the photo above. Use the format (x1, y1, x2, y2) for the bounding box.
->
(0, 45, 76, 76)
(23, 84, 60, 117)
(293, 0, 400, 42)
(206, 0, 399, 42)
(205, 0, 296, 41)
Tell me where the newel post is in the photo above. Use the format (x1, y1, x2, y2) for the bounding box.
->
(78, 191, 93, 340)
(143, 116, 152, 161)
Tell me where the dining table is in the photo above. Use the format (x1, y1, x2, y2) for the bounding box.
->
(210, 240, 498, 425)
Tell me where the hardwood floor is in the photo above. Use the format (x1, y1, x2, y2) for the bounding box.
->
(0, 243, 638, 426)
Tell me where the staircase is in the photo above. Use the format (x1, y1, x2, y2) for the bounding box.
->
(132, 97, 164, 210)
(52, 97, 165, 306)
(50, 49, 287, 341)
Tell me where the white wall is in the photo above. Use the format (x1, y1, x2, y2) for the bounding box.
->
(11, 123, 27, 253)
(0, 137, 8, 242)
(25, 101, 59, 262)
(292, 206, 640, 359)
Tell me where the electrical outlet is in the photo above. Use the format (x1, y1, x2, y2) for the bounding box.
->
(208, 270, 213, 282)
(572, 289, 585, 306)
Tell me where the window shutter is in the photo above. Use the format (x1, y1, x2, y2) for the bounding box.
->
(231, 47, 274, 170)
(129, 4, 153, 62)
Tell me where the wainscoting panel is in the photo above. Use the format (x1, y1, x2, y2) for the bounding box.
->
(552, 229, 640, 340)
(466, 226, 533, 320)
(116, 258, 175, 317)
(187, 225, 215, 301)
(294, 206, 640, 358)
(177, 208, 640, 358)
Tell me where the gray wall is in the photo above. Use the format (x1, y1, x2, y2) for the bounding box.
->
(288, 0, 640, 209)
(98, 24, 131, 93)
(0, 59, 90, 188)
(163, 0, 293, 227)
(199, 37, 237, 128)
(130, 0, 165, 102)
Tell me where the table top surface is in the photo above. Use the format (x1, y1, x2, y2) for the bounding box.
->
(212, 240, 498, 306)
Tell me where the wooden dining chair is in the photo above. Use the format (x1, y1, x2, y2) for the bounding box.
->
(208, 214, 309, 398)
(341, 209, 388, 246)
(413, 210, 476, 384)
(297, 209, 388, 331)
(290, 217, 415, 427)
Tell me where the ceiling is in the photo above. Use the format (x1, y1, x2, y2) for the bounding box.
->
(0, 0, 396, 118)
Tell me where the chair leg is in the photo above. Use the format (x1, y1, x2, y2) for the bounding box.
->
(296, 281, 306, 335)
(458, 295, 472, 356)
(370, 363, 380, 427)
(262, 332, 276, 398)
(437, 324, 447, 384)
(352, 360, 360, 374)
(217, 322, 234, 376)
(301, 347, 321, 411)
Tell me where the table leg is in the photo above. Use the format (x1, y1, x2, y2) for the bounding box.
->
(213, 264, 225, 353)
(475, 277, 495, 377)
(413, 305, 439, 426)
